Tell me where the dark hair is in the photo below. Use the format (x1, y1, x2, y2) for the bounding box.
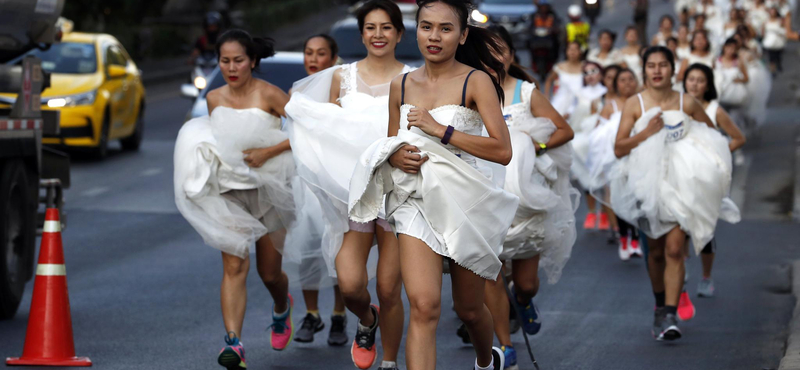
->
(625, 25, 638, 35)
(565, 40, 584, 60)
(660, 15, 675, 27)
(690, 29, 711, 52)
(599, 29, 617, 44)
(416, 0, 506, 102)
(215, 29, 275, 71)
(666, 36, 678, 46)
(683, 63, 718, 101)
(613, 67, 636, 93)
(603, 64, 622, 91)
(303, 34, 339, 58)
(357, 0, 405, 35)
(641, 46, 675, 80)
(488, 24, 534, 83)
(721, 37, 739, 59)
(582, 61, 603, 86)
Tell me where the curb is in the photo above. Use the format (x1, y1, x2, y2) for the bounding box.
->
(780, 261, 800, 370)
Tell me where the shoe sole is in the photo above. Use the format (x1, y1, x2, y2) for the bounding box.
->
(659, 325, 682, 341)
(218, 349, 245, 370)
(295, 323, 325, 343)
(492, 347, 505, 370)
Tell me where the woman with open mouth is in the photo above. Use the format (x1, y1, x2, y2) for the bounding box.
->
(610, 46, 740, 343)
(284, 1, 413, 369)
(348, 0, 517, 369)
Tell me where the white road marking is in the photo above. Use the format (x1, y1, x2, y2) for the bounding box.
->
(81, 186, 110, 197)
(141, 168, 163, 177)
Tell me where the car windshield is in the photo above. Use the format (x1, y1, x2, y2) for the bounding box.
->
(10, 43, 97, 74)
(332, 25, 421, 61)
(482, 0, 534, 4)
(202, 61, 307, 97)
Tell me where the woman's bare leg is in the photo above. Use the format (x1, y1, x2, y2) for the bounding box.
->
(335, 231, 375, 324)
(484, 270, 513, 347)
(375, 229, 403, 362)
(220, 252, 249, 338)
(451, 261, 494, 368)
(255, 230, 289, 312)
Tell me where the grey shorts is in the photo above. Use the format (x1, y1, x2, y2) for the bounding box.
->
(221, 189, 285, 233)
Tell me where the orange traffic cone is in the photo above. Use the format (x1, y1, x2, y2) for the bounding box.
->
(6, 208, 91, 366)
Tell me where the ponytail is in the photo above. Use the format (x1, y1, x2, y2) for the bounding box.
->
(417, 0, 505, 103)
(216, 29, 275, 71)
(487, 24, 534, 83)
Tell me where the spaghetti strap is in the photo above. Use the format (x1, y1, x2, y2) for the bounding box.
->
(401, 73, 408, 106)
(611, 99, 619, 113)
(461, 70, 478, 107)
(679, 92, 684, 113)
(637, 93, 645, 113)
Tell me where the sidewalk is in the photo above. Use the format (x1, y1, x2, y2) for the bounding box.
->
(137, 5, 349, 87)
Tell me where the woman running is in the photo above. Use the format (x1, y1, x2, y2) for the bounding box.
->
(620, 26, 645, 84)
(545, 41, 585, 118)
(683, 62, 746, 297)
(349, 1, 518, 368)
(611, 46, 740, 341)
(677, 29, 715, 81)
(587, 29, 623, 68)
(284, 2, 413, 369)
(174, 29, 300, 369)
(715, 37, 750, 108)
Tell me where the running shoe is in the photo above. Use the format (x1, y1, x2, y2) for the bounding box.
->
(629, 238, 643, 257)
(697, 278, 715, 297)
(269, 294, 294, 351)
(492, 346, 506, 370)
(501, 345, 518, 370)
(583, 213, 597, 229)
(351, 304, 379, 369)
(456, 322, 471, 344)
(657, 313, 682, 341)
(618, 236, 631, 261)
(598, 213, 610, 230)
(651, 307, 666, 340)
(295, 312, 324, 343)
(677, 291, 696, 321)
(516, 294, 542, 335)
(328, 314, 348, 346)
(218, 335, 246, 369)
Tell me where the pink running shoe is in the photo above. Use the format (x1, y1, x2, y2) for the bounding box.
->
(677, 291, 696, 321)
(583, 213, 597, 229)
(270, 294, 295, 351)
(218, 335, 247, 369)
(598, 213, 610, 230)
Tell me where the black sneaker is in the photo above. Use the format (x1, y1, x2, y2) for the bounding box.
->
(491, 346, 505, 370)
(328, 314, 348, 346)
(456, 322, 471, 344)
(658, 313, 682, 341)
(651, 307, 666, 340)
(295, 313, 324, 343)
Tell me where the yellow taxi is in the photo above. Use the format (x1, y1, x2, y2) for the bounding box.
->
(0, 32, 146, 159)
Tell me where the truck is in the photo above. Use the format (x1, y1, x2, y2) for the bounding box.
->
(0, 0, 70, 320)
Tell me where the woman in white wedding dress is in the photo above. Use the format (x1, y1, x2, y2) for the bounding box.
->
(544, 41, 585, 118)
(677, 29, 716, 82)
(611, 46, 740, 341)
(348, 1, 518, 368)
(284, 1, 411, 368)
(479, 25, 577, 359)
(173, 30, 300, 368)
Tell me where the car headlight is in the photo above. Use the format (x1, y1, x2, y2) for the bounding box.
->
(194, 76, 207, 90)
(47, 90, 97, 108)
(471, 9, 489, 24)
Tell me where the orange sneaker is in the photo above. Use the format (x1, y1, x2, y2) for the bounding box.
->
(351, 305, 379, 369)
(583, 213, 597, 229)
(677, 291, 695, 321)
(598, 213, 610, 230)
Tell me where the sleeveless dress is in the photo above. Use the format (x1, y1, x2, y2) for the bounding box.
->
(173, 107, 301, 261)
(586, 99, 623, 190)
(704, 99, 720, 127)
(501, 80, 578, 284)
(685, 52, 715, 69)
(285, 61, 414, 277)
(587, 48, 623, 68)
(568, 84, 607, 189)
(550, 65, 584, 116)
(608, 93, 741, 254)
(715, 58, 749, 106)
(349, 71, 520, 280)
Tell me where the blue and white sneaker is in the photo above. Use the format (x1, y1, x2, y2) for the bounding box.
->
(516, 293, 542, 335)
(501, 345, 518, 370)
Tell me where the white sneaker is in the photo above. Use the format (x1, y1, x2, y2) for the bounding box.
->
(618, 237, 631, 261)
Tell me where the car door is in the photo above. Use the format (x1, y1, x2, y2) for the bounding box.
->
(114, 44, 139, 135)
(103, 43, 133, 138)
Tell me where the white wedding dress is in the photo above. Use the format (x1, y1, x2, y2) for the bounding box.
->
(501, 81, 578, 284)
(609, 94, 741, 253)
(284, 61, 414, 277)
(550, 65, 584, 116)
(173, 107, 302, 261)
(586, 99, 623, 190)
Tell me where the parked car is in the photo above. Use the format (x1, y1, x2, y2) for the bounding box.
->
(330, 17, 424, 66)
(0, 32, 146, 159)
(182, 51, 307, 120)
(475, 0, 537, 44)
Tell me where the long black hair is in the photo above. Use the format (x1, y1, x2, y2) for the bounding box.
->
(303, 34, 339, 58)
(603, 64, 622, 92)
(357, 0, 405, 35)
(416, 0, 506, 102)
(487, 24, 534, 83)
(683, 63, 718, 101)
(641, 46, 675, 80)
(215, 29, 275, 71)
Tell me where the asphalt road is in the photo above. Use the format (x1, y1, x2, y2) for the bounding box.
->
(2, 2, 799, 369)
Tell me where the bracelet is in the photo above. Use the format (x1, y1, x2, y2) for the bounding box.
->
(441, 125, 455, 145)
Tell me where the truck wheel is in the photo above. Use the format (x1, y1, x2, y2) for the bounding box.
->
(93, 109, 110, 160)
(0, 160, 35, 320)
(121, 102, 144, 151)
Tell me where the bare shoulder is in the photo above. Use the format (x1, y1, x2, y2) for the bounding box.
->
(623, 94, 642, 116)
(206, 86, 224, 104)
(466, 69, 494, 89)
(682, 92, 702, 112)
